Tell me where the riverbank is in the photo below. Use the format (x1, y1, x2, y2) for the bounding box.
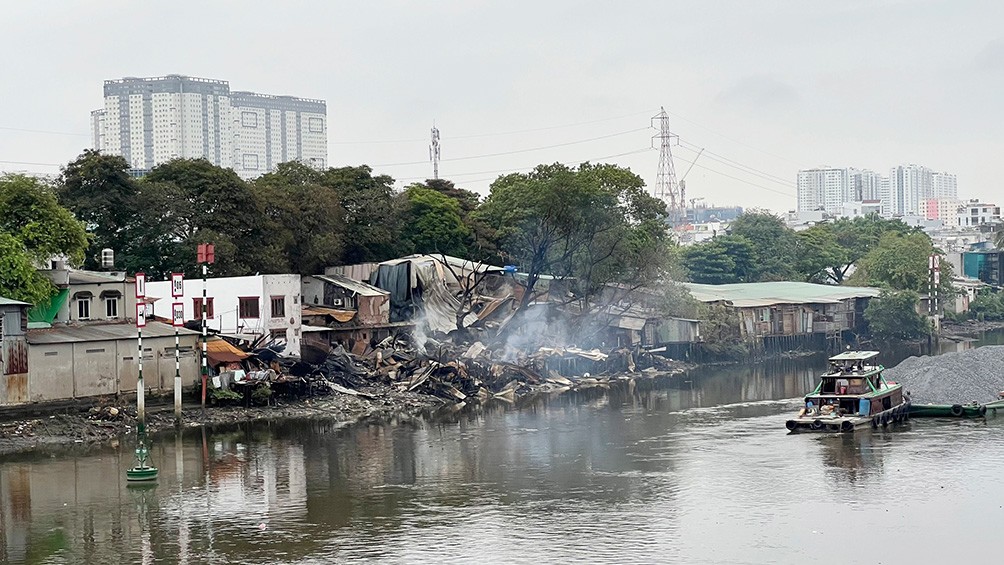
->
(0, 384, 441, 457)
(0, 364, 692, 457)
(941, 319, 1004, 340)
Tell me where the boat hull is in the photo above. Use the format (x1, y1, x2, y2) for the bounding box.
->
(909, 403, 986, 418)
(785, 401, 911, 433)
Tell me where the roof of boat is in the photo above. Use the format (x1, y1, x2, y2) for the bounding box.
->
(829, 350, 880, 361)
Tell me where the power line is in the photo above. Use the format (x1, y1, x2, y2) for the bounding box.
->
(328, 109, 654, 145)
(372, 127, 650, 167)
(0, 126, 90, 137)
(677, 142, 796, 188)
(394, 147, 655, 182)
(673, 154, 796, 197)
(662, 108, 803, 165)
(0, 159, 62, 167)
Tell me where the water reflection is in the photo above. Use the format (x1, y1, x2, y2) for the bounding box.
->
(2, 335, 1004, 564)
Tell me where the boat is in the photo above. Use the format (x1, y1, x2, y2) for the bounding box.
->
(909, 402, 986, 418)
(786, 351, 910, 433)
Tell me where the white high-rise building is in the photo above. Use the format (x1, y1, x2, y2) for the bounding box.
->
(933, 171, 958, 199)
(91, 75, 327, 179)
(797, 168, 850, 214)
(888, 164, 935, 216)
(230, 92, 327, 178)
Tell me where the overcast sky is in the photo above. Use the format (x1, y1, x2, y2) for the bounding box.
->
(2, 0, 1001, 212)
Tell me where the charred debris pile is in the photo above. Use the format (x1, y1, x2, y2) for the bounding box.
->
(211, 334, 688, 407)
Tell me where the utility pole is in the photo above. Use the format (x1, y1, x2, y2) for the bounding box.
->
(652, 107, 681, 224)
(429, 124, 441, 180)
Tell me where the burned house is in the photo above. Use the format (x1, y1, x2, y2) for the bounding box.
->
(1, 297, 30, 405)
(301, 274, 409, 355)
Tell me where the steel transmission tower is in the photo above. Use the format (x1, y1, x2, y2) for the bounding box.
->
(429, 125, 441, 180)
(651, 107, 681, 222)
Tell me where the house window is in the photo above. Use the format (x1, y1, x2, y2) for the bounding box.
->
(101, 290, 122, 319)
(193, 297, 215, 319)
(270, 296, 286, 318)
(74, 291, 93, 320)
(239, 297, 260, 319)
(105, 297, 119, 318)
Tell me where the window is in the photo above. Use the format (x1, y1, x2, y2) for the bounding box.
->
(270, 295, 286, 318)
(239, 297, 260, 319)
(242, 153, 259, 170)
(308, 117, 324, 133)
(105, 297, 119, 318)
(74, 291, 93, 320)
(193, 297, 215, 319)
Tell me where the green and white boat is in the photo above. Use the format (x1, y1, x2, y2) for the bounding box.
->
(786, 351, 910, 433)
(909, 402, 987, 418)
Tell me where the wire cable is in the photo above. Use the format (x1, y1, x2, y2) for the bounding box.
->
(677, 143, 796, 188)
(673, 154, 796, 197)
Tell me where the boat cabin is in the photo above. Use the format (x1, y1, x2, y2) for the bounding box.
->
(804, 351, 902, 417)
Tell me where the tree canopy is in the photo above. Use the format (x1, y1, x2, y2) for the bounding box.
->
(0, 174, 89, 303)
(478, 162, 672, 312)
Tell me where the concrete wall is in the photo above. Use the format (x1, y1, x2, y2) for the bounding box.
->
(65, 281, 137, 324)
(26, 335, 200, 404)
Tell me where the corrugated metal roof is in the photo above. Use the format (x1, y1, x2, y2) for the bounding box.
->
(0, 296, 31, 307)
(309, 274, 388, 297)
(683, 281, 881, 307)
(27, 322, 200, 344)
(68, 270, 128, 284)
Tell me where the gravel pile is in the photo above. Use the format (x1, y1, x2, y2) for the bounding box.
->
(884, 345, 1004, 404)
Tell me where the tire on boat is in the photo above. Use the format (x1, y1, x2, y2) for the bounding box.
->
(811, 419, 824, 430)
(871, 416, 879, 429)
(841, 420, 854, 433)
(786, 420, 797, 431)
(950, 404, 964, 417)
(880, 413, 889, 428)
(979, 405, 987, 416)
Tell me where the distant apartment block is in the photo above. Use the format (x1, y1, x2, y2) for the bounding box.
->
(797, 164, 957, 218)
(90, 75, 327, 180)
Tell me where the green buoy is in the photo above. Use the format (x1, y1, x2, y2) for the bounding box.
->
(126, 441, 159, 482)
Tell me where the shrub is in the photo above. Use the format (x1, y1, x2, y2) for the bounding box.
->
(210, 387, 242, 405)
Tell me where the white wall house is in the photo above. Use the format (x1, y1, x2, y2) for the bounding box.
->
(957, 202, 1002, 228)
(146, 274, 302, 356)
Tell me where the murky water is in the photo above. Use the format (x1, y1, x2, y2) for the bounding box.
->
(3, 332, 1004, 564)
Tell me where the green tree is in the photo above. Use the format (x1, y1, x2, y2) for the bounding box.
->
(968, 292, 1004, 321)
(401, 185, 471, 256)
(142, 159, 268, 276)
(794, 225, 848, 283)
(410, 178, 498, 261)
(683, 240, 738, 284)
(825, 215, 915, 283)
(864, 290, 930, 340)
(478, 162, 671, 312)
(319, 165, 404, 263)
(252, 162, 345, 275)
(728, 210, 798, 281)
(57, 150, 139, 269)
(0, 174, 89, 303)
(852, 231, 937, 292)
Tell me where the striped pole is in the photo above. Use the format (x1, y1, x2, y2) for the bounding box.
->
(201, 263, 208, 413)
(174, 322, 181, 424)
(137, 326, 145, 432)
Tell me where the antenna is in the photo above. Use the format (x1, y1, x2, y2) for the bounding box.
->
(429, 124, 441, 180)
(651, 107, 681, 223)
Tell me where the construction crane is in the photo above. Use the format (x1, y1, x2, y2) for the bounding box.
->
(678, 148, 704, 224)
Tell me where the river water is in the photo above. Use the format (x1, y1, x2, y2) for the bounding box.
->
(3, 331, 1004, 564)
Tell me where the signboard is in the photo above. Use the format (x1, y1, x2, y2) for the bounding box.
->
(136, 303, 147, 328)
(171, 272, 184, 298)
(197, 243, 216, 264)
(135, 272, 146, 298)
(172, 302, 185, 327)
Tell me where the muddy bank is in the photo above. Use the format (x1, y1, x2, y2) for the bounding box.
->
(941, 319, 1004, 339)
(0, 385, 441, 457)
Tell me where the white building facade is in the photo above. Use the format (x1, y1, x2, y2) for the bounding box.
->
(91, 75, 327, 180)
(230, 92, 327, 179)
(798, 164, 958, 219)
(145, 274, 303, 356)
(957, 201, 1001, 227)
(797, 168, 849, 214)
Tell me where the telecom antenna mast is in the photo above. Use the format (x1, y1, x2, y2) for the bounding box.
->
(651, 107, 681, 222)
(429, 124, 441, 180)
